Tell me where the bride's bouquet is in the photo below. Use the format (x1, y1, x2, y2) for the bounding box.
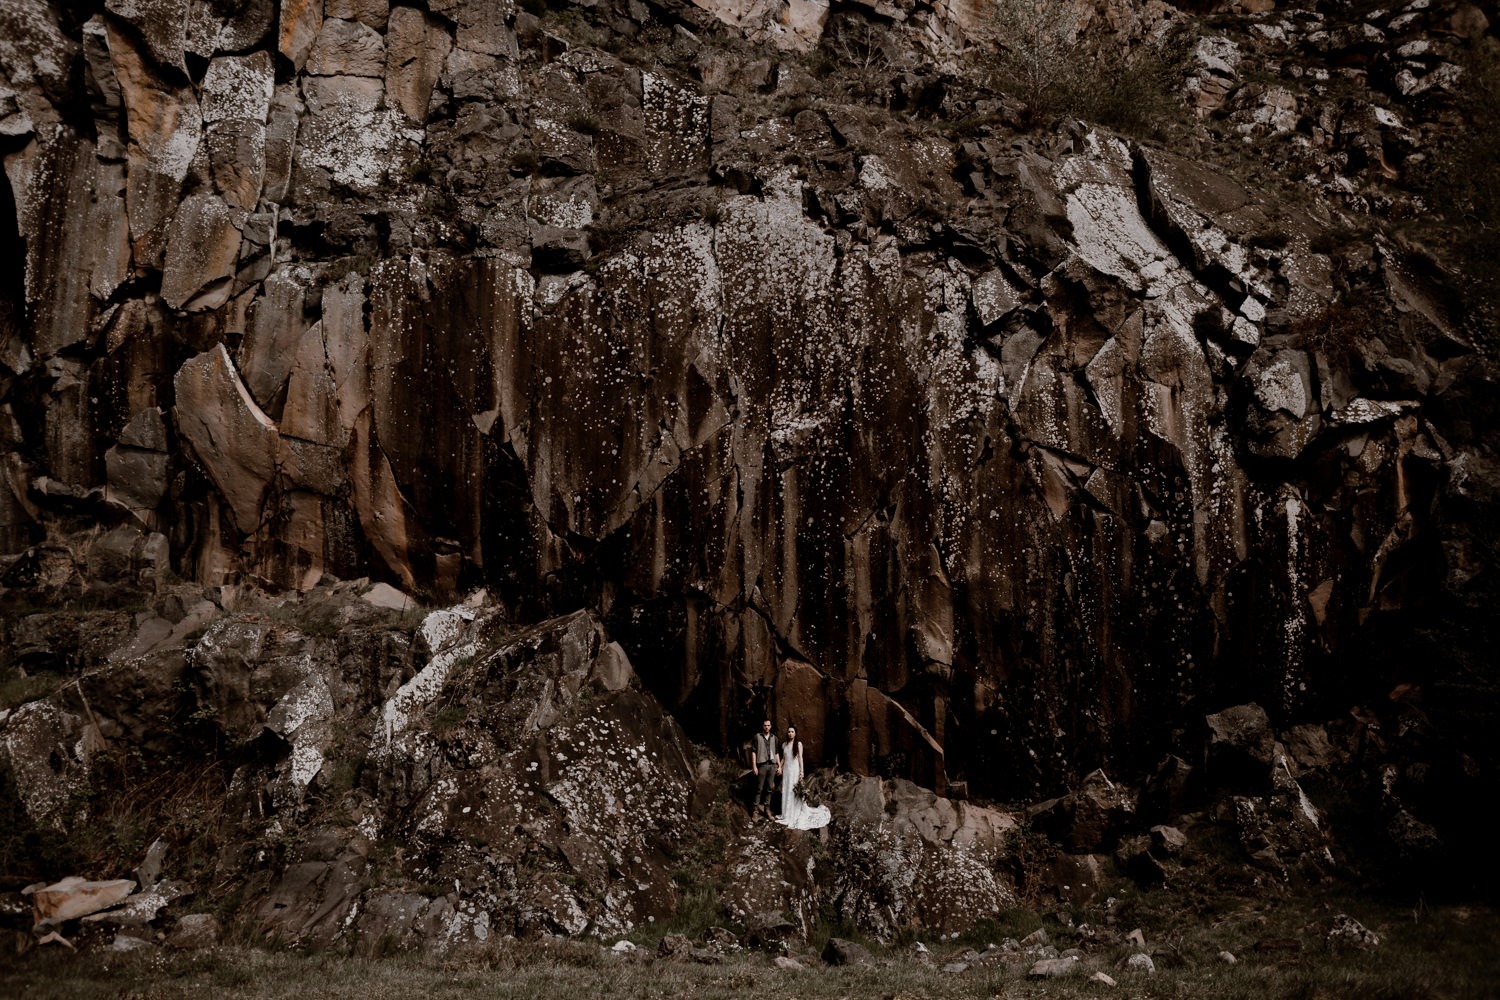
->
(792, 776, 823, 807)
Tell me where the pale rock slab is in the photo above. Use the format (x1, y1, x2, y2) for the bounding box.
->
(362, 581, 417, 610)
(3, 133, 118, 358)
(27, 877, 137, 927)
(298, 103, 420, 189)
(282, 273, 370, 452)
(202, 52, 275, 208)
(173, 344, 279, 532)
(302, 74, 386, 115)
(81, 880, 186, 926)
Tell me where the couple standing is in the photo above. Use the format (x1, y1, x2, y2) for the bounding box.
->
(747, 719, 831, 830)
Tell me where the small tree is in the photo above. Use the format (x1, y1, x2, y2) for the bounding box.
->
(989, 0, 1082, 118)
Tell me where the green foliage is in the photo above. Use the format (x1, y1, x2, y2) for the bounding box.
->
(999, 822, 1062, 903)
(1054, 43, 1191, 142)
(262, 603, 342, 639)
(1308, 223, 1367, 256)
(1289, 299, 1378, 359)
(0, 760, 79, 879)
(988, 0, 1078, 116)
(586, 213, 635, 258)
(431, 706, 466, 737)
(1247, 229, 1292, 251)
(790, 776, 821, 808)
(0, 670, 56, 710)
(400, 157, 437, 185)
(630, 883, 727, 949)
(5, 922, 1500, 1000)
(0, 743, 229, 885)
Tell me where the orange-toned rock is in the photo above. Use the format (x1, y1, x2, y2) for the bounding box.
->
(26, 877, 136, 927)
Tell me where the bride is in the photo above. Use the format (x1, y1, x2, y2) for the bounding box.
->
(778, 725, 831, 830)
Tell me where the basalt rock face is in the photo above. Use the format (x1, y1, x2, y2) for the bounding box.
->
(1, 0, 1496, 809)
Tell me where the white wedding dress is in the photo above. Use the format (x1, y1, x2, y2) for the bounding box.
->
(778, 744, 831, 830)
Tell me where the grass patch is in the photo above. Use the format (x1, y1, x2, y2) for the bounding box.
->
(0, 670, 57, 710)
(3, 898, 1498, 1000)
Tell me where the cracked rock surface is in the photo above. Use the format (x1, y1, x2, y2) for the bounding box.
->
(0, 0, 1495, 811)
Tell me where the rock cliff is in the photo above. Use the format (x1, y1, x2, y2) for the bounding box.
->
(1, 0, 1495, 825)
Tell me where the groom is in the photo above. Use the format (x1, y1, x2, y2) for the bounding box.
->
(746, 718, 781, 820)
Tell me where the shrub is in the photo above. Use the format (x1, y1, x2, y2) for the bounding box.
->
(985, 0, 1191, 139)
(565, 112, 601, 136)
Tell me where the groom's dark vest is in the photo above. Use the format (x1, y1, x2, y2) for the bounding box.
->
(753, 732, 778, 765)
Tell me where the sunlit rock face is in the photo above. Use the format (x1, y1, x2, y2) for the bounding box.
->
(0, 0, 1485, 800)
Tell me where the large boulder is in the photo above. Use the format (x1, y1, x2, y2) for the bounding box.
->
(821, 775, 1020, 937)
(1029, 769, 1137, 853)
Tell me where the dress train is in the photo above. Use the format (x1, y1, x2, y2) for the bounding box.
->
(778, 747, 831, 830)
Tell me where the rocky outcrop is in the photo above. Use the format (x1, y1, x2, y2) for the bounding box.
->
(821, 774, 1021, 936)
(0, 0, 1494, 848)
(0, 577, 1488, 950)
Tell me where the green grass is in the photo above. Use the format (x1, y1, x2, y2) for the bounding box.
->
(2, 897, 1497, 1000)
(0, 671, 57, 710)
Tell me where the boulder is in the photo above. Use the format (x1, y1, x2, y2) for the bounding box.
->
(134, 838, 167, 889)
(821, 937, 874, 966)
(1029, 770, 1136, 853)
(1115, 835, 1168, 887)
(26, 877, 136, 927)
(1205, 704, 1277, 794)
(1047, 853, 1110, 906)
(0, 700, 93, 831)
(362, 610, 699, 940)
(1327, 914, 1381, 950)
(718, 829, 817, 938)
(1149, 825, 1188, 855)
(1029, 955, 1081, 978)
(657, 933, 692, 958)
(821, 776, 1019, 937)
(1139, 755, 1197, 824)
